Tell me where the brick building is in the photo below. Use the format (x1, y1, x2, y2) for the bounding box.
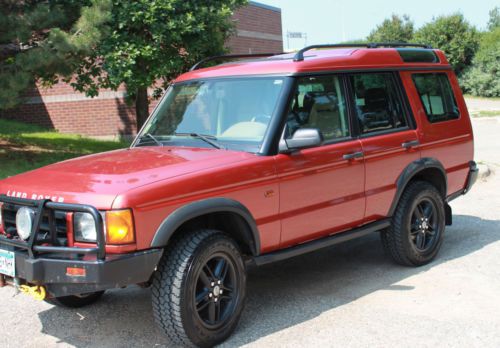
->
(0, 1, 283, 138)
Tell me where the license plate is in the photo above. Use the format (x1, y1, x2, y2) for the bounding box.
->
(0, 249, 15, 277)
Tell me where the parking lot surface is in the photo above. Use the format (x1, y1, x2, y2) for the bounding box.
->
(1, 117, 499, 348)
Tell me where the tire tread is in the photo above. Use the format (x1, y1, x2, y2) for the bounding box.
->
(381, 180, 444, 267)
(152, 229, 221, 347)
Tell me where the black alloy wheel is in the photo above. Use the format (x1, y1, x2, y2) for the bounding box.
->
(193, 254, 239, 329)
(409, 198, 440, 252)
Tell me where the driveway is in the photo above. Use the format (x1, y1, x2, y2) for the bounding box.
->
(1, 118, 499, 348)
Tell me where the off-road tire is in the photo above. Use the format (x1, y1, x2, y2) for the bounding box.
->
(45, 291, 105, 308)
(381, 181, 445, 266)
(152, 229, 246, 347)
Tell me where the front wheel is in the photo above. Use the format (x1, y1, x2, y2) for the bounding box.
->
(381, 181, 446, 266)
(152, 229, 246, 347)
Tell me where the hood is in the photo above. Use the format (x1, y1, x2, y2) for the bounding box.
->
(0, 147, 254, 209)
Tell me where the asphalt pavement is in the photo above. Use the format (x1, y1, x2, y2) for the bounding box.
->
(1, 117, 499, 348)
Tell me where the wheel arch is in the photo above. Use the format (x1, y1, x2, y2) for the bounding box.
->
(388, 158, 448, 217)
(150, 198, 261, 256)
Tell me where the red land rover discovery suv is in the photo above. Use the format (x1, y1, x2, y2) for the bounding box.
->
(0, 43, 478, 347)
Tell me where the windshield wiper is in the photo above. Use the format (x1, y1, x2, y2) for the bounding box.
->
(175, 133, 225, 150)
(139, 133, 163, 147)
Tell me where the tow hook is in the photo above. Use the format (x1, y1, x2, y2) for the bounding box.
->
(19, 285, 47, 301)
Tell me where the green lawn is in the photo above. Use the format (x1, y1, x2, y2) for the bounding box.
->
(464, 94, 500, 102)
(0, 119, 129, 179)
(469, 110, 500, 118)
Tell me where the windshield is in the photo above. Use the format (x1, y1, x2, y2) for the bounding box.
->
(135, 77, 286, 152)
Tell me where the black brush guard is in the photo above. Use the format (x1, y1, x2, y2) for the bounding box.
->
(0, 194, 106, 260)
(0, 194, 163, 297)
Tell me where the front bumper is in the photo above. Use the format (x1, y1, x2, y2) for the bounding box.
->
(0, 247, 163, 297)
(0, 195, 163, 297)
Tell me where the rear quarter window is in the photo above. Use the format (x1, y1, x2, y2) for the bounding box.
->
(412, 73, 460, 123)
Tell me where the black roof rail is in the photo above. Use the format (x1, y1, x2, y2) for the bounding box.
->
(293, 42, 433, 62)
(189, 52, 283, 71)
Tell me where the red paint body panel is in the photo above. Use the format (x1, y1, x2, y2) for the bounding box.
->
(0, 147, 254, 209)
(275, 140, 365, 247)
(115, 155, 281, 252)
(361, 130, 420, 221)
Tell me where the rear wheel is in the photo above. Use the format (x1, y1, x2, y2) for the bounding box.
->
(152, 229, 246, 347)
(45, 291, 105, 308)
(381, 181, 445, 266)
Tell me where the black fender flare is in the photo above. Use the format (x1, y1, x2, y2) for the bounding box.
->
(150, 198, 261, 256)
(388, 157, 447, 217)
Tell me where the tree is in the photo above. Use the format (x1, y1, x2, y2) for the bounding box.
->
(413, 14, 479, 74)
(488, 6, 500, 30)
(367, 14, 414, 43)
(0, 0, 111, 109)
(72, 0, 247, 129)
(460, 27, 500, 97)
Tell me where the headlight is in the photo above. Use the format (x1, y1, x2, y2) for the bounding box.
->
(73, 210, 135, 245)
(74, 212, 97, 242)
(16, 207, 35, 240)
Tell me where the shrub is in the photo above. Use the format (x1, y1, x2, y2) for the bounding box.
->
(460, 27, 500, 97)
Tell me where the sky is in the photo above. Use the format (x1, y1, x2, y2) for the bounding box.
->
(258, 0, 499, 50)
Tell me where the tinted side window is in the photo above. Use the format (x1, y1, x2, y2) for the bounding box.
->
(412, 73, 459, 123)
(286, 75, 350, 141)
(349, 72, 407, 134)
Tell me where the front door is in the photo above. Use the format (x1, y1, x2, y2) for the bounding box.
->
(275, 74, 366, 248)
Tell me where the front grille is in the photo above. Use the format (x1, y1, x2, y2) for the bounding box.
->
(1, 203, 68, 246)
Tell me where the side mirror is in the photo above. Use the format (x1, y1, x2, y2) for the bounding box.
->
(280, 128, 323, 153)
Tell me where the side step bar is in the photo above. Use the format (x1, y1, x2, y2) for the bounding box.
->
(251, 219, 391, 267)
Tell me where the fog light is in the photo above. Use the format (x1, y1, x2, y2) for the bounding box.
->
(16, 207, 35, 240)
(106, 210, 135, 244)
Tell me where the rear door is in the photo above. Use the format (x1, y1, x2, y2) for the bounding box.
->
(347, 72, 420, 221)
(275, 74, 366, 248)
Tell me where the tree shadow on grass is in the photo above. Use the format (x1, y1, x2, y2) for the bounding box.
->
(36, 215, 500, 347)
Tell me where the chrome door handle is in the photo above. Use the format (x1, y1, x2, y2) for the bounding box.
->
(343, 151, 364, 160)
(402, 140, 420, 149)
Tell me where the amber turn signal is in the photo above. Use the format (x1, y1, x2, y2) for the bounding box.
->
(105, 209, 135, 244)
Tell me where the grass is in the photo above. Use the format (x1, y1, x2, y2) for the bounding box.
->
(0, 119, 129, 179)
(464, 94, 500, 102)
(469, 110, 500, 118)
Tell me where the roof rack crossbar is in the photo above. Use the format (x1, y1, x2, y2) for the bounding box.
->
(189, 52, 283, 71)
(293, 42, 433, 62)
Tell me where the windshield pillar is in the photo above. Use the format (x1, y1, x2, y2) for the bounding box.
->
(258, 77, 295, 156)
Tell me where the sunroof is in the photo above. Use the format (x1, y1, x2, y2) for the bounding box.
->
(397, 48, 439, 63)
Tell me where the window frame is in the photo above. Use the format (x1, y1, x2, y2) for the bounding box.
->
(345, 71, 414, 139)
(411, 72, 461, 124)
(281, 73, 356, 147)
